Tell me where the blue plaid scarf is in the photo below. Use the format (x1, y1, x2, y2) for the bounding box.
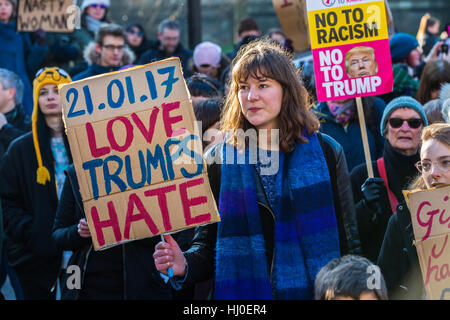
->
(214, 133, 340, 299)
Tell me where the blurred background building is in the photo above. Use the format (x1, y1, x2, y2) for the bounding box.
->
(106, 0, 450, 52)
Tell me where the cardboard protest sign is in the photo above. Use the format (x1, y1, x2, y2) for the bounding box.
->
(305, 0, 393, 102)
(415, 234, 450, 300)
(405, 185, 450, 299)
(17, 0, 76, 32)
(404, 185, 450, 243)
(60, 58, 220, 250)
(272, 0, 311, 52)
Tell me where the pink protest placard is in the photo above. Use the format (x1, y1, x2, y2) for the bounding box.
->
(306, 0, 393, 102)
(312, 39, 393, 101)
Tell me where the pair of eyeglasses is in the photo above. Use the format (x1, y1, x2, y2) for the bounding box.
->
(415, 159, 450, 173)
(127, 29, 144, 37)
(102, 44, 124, 51)
(91, 3, 106, 9)
(35, 68, 69, 82)
(388, 118, 422, 129)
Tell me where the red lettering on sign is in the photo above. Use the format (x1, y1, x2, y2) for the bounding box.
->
(281, 0, 293, 8)
(144, 185, 177, 232)
(162, 101, 186, 138)
(124, 193, 159, 238)
(131, 108, 159, 144)
(179, 177, 210, 226)
(106, 116, 134, 153)
(416, 199, 450, 241)
(86, 122, 110, 158)
(91, 202, 122, 247)
(425, 234, 450, 285)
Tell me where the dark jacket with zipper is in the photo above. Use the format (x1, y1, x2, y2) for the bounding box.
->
(178, 132, 361, 290)
(377, 201, 425, 300)
(0, 107, 71, 289)
(52, 164, 172, 300)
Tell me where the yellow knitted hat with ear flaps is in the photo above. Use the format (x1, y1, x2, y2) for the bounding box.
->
(32, 67, 72, 185)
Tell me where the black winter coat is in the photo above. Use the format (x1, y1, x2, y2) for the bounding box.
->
(0, 105, 31, 158)
(52, 165, 172, 300)
(0, 110, 71, 289)
(179, 133, 361, 290)
(377, 201, 425, 300)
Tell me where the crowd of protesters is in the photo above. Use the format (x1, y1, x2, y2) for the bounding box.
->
(0, 0, 449, 300)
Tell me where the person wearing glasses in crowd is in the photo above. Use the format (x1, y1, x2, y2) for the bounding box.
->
(138, 19, 193, 77)
(378, 123, 450, 299)
(73, 24, 135, 81)
(70, 0, 111, 76)
(125, 23, 152, 63)
(350, 96, 428, 264)
(0, 67, 72, 299)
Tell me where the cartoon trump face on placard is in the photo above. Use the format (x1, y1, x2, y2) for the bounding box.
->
(345, 46, 379, 78)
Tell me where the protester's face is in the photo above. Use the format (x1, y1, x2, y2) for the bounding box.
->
(420, 138, 450, 189)
(238, 30, 260, 42)
(197, 65, 219, 79)
(38, 84, 61, 116)
(158, 28, 180, 55)
(127, 26, 143, 47)
(428, 22, 440, 35)
(270, 33, 285, 45)
(238, 74, 283, 131)
(385, 108, 423, 156)
(406, 49, 421, 67)
(87, 4, 106, 21)
(347, 51, 377, 77)
(0, 0, 13, 23)
(0, 82, 14, 110)
(97, 35, 125, 67)
(430, 88, 441, 100)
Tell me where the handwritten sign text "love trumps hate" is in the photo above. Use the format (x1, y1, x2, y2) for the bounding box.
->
(60, 58, 220, 250)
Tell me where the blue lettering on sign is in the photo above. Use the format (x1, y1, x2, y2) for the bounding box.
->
(125, 76, 136, 105)
(66, 87, 85, 118)
(107, 79, 125, 109)
(125, 150, 146, 189)
(81, 135, 203, 200)
(146, 145, 168, 184)
(65, 64, 181, 118)
(158, 66, 179, 98)
(145, 71, 158, 100)
(82, 158, 103, 200)
(83, 85, 94, 115)
(103, 155, 127, 195)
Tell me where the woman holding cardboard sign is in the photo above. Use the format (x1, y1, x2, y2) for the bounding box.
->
(153, 39, 361, 300)
(378, 123, 450, 300)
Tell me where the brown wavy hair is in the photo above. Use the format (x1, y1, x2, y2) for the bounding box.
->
(221, 38, 319, 153)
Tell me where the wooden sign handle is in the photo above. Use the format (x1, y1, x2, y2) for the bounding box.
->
(356, 97, 374, 178)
